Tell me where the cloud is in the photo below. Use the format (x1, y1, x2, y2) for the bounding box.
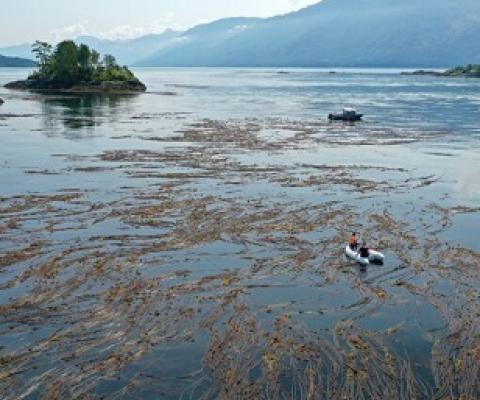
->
(288, 0, 322, 9)
(51, 23, 89, 42)
(49, 14, 178, 43)
(98, 14, 177, 40)
(227, 25, 249, 34)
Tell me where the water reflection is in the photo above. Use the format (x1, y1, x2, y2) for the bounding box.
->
(40, 94, 137, 137)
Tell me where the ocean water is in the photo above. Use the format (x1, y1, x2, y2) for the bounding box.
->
(0, 68, 479, 399)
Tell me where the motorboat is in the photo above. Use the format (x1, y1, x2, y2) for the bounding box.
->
(328, 108, 363, 122)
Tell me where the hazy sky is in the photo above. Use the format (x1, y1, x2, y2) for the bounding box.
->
(0, 0, 320, 46)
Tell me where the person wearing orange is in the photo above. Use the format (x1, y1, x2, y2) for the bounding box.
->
(349, 232, 359, 250)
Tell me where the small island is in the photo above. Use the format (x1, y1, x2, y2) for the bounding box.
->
(402, 64, 480, 78)
(5, 41, 146, 93)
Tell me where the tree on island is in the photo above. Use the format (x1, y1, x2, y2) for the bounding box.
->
(446, 64, 480, 78)
(29, 40, 137, 87)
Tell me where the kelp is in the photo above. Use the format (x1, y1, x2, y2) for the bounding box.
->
(0, 112, 478, 399)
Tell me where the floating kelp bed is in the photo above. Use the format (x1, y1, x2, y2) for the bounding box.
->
(0, 111, 478, 399)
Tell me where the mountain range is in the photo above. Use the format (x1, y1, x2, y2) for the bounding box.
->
(0, 30, 180, 66)
(2, 0, 480, 68)
(0, 54, 36, 67)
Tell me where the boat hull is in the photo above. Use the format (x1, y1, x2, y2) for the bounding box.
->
(345, 246, 385, 266)
(329, 114, 363, 121)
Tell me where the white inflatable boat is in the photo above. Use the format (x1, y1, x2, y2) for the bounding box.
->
(345, 246, 385, 267)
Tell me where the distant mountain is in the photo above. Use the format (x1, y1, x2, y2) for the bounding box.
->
(2, 0, 480, 68)
(136, 17, 261, 66)
(0, 44, 33, 60)
(0, 54, 36, 67)
(138, 0, 480, 67)
(0, 30, 182, 67)
(74, 29, 182, 65)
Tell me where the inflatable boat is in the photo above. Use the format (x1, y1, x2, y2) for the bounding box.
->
(345, 246, 385, 266)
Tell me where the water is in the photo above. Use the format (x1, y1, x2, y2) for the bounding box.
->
(0, 68, 479, 399)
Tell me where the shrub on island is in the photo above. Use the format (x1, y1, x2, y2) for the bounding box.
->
(445, 64, 480, 78)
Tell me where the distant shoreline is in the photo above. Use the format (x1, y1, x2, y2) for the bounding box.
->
(401, 66, 480, 78)
(401, 70, 446, 77)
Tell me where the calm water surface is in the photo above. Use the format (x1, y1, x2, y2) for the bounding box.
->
(0, 68, 479, 399)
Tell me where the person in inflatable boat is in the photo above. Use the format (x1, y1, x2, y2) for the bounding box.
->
(358, 242, 370, 258)
(349, 232, 359, 250)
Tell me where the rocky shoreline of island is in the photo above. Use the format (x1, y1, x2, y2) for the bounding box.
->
(5, 78, 146, 94)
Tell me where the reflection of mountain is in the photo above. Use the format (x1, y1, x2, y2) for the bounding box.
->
(40, 94, 135, 136)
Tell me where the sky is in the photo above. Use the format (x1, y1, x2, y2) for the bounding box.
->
(0, 0, 320, 46)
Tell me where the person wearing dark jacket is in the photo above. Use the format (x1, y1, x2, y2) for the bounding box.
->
(358, 242, 370, 258)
